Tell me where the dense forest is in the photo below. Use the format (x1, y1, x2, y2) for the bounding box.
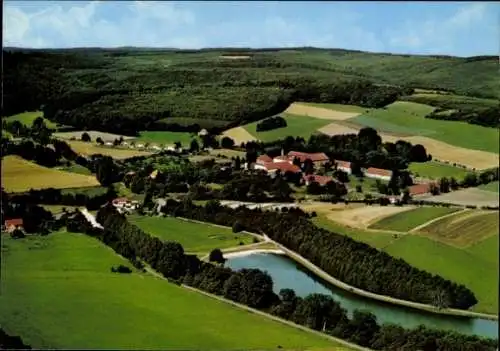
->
(58, 204, 498, 350)
(4, 48, 498, 134)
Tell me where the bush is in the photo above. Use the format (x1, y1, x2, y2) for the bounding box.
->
(232, 221, 244, 233)
(81, 132, 91, 142)
(111, 265, 132, 273)
(208, 248, 225, 264)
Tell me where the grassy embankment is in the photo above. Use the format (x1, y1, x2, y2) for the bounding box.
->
(0, 232, 339, 350)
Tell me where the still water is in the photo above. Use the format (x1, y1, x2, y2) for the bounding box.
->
(226, 253, 498, 339)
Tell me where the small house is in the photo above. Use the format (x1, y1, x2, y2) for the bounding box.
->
(302, 174, 335, 186)
(408, 183, 433, 196)
(288, 151, 329, 165)
(334, 160, 352, 174)
(4, 219, 24, 233)
(256, 154, 273, 165)
(365, 167, 392, 181)
(198, 129, 209, 137)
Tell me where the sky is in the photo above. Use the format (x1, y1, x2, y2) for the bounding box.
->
(3, 1, 498, 56)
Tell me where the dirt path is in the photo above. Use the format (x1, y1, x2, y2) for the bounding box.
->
(285, 103, 361, 120)
(409, 209, 470, 233)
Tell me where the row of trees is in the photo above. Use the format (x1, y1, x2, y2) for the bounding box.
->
(429, 167, 499, 195)
(160, 199, 478, 310)
(256, 115, 287, 132)
(426, 106, 500, 128)
(65, 204, 498, 350)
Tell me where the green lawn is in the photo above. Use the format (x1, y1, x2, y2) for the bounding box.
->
(369, 206, 460, 232)
(313, 216, 397, 249)
(129, 215, 254, 254)
(0, 233, 336, 350)
(350, 101, 499, 153)
(467, 235, 500, 266)
(5, 111, 58, 129)
(56, 163, 93, 176)
(408, 162, 469, 180)
(243, 114, 331, 142)
(135, 131, 199, 147)
(479, 181, 499, 193)
(299, 102, 368, 114)
(383, 235, 498, 314)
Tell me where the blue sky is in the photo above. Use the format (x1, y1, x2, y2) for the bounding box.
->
(3, 1, 498, 56)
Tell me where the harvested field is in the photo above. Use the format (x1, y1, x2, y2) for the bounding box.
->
(219, 55, 251, 59)
(54, 131, 135, 142)
(380, 135, 498, 170)
(318, 122, 360, 137)
(222, 127, 258, 144)
(67, 141, 152, 159)
(422, 188, 499, 207)
(416, 210, 499, 248)
(284, 103, 361, 120)
(2, 156, 99, 193)
(324, 205, 416, 229)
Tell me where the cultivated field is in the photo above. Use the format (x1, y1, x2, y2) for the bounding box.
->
(479, 181, 499, 193)
(128, 215, 254, 255)
(467, 235, 499, 266)
(369, 206, 460, 232)
(209, 148, 246, 158)
(421, 188, 500, 207)
(317, 122, 360, 137)
(54, 130, 135, 141)
(219, 55, 251, 60)
(298, 102, 368, 114)
(222, 126, 258, 144)
(243, 113, 330, 142)
(67, 141, 152, 159)
(284, 103, 362, 120)
(322, 205, 416, 229)
(1, 156, 100, 193)
(408, 161, 469, 180)
(134, 131, 198, 146)
(5, 111, 58, 129)
(0, 233, 335, 350)
(416, 210, 499, 248)
(350, 101, 499, 154)
(383, 235, 498, 314)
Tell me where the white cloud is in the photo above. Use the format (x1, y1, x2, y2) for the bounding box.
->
(387, 3, 490, 53)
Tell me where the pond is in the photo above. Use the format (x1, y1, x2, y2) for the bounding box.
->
(226, 252, 498, 339)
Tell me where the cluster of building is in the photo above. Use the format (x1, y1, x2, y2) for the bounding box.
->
(248, 150, 432, 196)
(111, 198, 139, 214)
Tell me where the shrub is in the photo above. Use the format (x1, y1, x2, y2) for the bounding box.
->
(232, 221, 244, 233)
(111, 265, 132, 273)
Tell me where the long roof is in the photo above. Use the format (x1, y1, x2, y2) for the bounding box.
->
(288, 151, 329, 162)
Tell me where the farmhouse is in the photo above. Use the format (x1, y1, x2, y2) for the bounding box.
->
(254, 161, 301, 174)
(408, 182, 433, 196)
(256, 154, 273, 164)
(365, 167, 392, 181)
(3, 218, 24, 233)
(334, 160, 352, 174)
(288, 151, 329, 164)
(302, 174, 334, 186)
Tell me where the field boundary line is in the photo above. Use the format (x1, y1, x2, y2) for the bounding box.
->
(409, 209, 470, 233)
(142, 266, 369, 351)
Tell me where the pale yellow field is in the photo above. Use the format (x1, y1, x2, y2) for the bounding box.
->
(318, 122, 360, 136)
(284, 103, 361, 120)
(67, 141, 152, 159)
(222, 127, 258, 144)
(380, 134, 498, 170)
(2, 156, 100, 193)
(325, 205, 416, 229)
(219, 55, 251, 60)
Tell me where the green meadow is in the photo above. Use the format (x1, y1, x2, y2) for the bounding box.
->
(0, 232, 338, 350)
(369, 206, 460, 232)
(243, 113, 330, 142)
(5, 111, 58, 129)
(408, 161, 469, 180)
(350, 101, 499, 153)
(129, 215, 255, 255)
(479, 181, 499, 193)
(135, 131, 199, 146)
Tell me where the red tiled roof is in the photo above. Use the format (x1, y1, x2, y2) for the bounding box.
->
(408, 183, 432, 195)
(302, 174, 334, 186)
(273, 155, 290, 162)
(256, 155, 273, 164)
(288, 151, 329, 163)
(5, 219, 23, 227)
(335, 160, 351, 169)
(262, 162, 301, 173)
(366, 167, 392, 177)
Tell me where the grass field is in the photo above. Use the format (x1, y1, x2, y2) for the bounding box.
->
(67, 140, 152, 159)
(1, 156, 100, 193)
(408, 162, 469, 180)
(0, 232, 336, 350)
(5, 111, 57, 129)
(479, 181, 499, 193)
(416, 210, 499, 248)
(56, 163, 93, 176)
(243, 113, 330, 142)
(467, 235, 499, 266)
(350, 101, 499, 153)
(422, 188, 499, 207)
(383, 235, 498, 314)
(134, 131, 199, 146)
(369, 206, 460, 232)
(54, 130, 135, 141)
(129, 215, 255, 255)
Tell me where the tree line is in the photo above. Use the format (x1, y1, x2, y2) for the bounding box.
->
(63, 204, 497, 350)
(256, 115, 287, 132)
(160, 199, 477, 310)
(0, 328, 31, 350)
(429, 167, 499, 196)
